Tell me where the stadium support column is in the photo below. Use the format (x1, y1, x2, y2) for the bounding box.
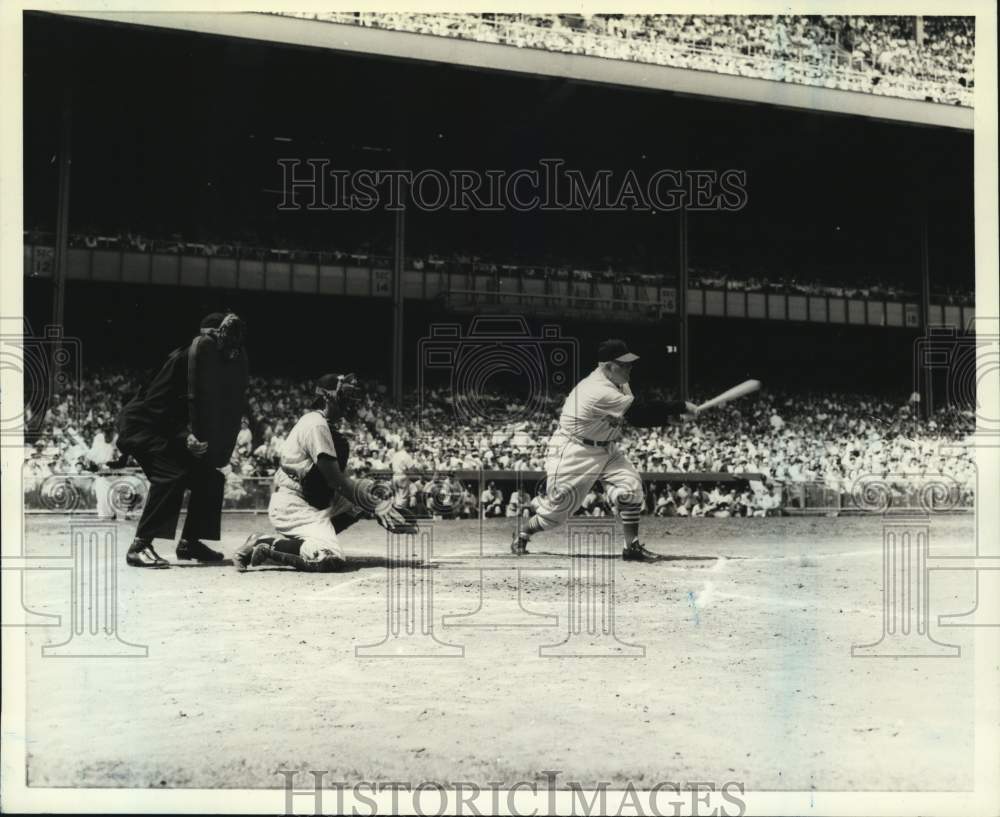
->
(919, 203, 933, 420)
(678, 206, 690, 403)
(392, 175, 407, 406)
(51, 85, 73, 400)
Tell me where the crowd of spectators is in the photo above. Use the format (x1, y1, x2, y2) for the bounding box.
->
(390, 478, 785, 519)
(691, 269, 914, 301)
(689, 269, 971, 306)
(281, 13, 974, 107)
(24, 366, 977, 514)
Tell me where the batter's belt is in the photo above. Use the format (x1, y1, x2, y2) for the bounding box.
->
(559, 431, 619, 449)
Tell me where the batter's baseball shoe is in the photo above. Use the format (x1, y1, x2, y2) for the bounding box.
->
(622, 540, 661, 562)
(510, 530, 530, 555)
(176, 539, 224, 562)
(126, 539, 169, 568)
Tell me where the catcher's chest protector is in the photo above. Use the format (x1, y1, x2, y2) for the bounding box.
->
(187, 335, 249, 467)
(298, 424, 351, 510)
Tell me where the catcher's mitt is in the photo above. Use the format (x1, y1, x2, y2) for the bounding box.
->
(374, 503, 419, 535)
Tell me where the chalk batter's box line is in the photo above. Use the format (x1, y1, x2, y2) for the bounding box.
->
(278, 577, 936, 634)
(927, 558, 1000, 569)
(298, 548, 531, 600)
(305, 563, 733, 605)
(286, 546, 549, 601)
(709, 589, 883, 615)
(279, 544, 979, 607)
(310, 547, 895, 596)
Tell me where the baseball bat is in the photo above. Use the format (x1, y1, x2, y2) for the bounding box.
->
(697, 379, 761, 412)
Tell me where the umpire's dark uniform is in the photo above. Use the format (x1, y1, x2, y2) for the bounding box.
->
(117, 313, 241, 567)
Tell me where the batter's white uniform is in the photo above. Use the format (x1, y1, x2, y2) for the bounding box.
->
(532, 366, 643, 529)
(87, 432, 145, 519)
(269, 411, 346, 563)
(390, 449, 416, 507)
(87, 432, 119, 519)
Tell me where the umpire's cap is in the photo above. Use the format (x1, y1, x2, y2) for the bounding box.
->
(598, 338, 639, 363)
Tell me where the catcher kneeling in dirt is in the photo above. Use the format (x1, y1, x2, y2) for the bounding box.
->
(234, 373, 416, 573)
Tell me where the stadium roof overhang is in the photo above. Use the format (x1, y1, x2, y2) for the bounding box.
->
(56, 10, 973, 131)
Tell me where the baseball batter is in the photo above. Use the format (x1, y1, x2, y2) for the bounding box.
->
(234, 373, 413, 573)
(511, 338, 698, 562)
(390, 439, 417, 512)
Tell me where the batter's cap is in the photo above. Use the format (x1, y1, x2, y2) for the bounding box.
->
(200, 312, 226, 330)
(597, 338, 639, 363)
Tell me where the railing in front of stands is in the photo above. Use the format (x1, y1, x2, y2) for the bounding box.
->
(22, 240, 975, 328)
(23, 471, 974, 515)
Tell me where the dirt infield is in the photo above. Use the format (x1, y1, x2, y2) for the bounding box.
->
(20, 513, 978, 791)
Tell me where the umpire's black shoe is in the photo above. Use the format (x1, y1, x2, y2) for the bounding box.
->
(511, 530, 530, 555)
(622, 541, 661, 562)
(126, 539, 170, 568)
(176, 539, 224, 562)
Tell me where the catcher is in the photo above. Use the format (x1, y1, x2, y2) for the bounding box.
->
(234, 373, 415, 573)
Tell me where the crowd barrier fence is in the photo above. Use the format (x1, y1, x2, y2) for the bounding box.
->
(22, 470, 973, 515)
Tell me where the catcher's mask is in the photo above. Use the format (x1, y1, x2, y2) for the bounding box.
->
(200, 312, 246, 357)
(316, 373, 361, 416)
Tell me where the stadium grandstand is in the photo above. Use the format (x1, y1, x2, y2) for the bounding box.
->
(12, 9, 993, 799)
(276, 13, 975, 107)
(24, 367, 976, 516)
(22, 11, 978, 519)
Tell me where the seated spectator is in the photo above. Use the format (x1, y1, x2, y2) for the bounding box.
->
(481, 481, 504, 517)
(654, 488, 676, 517)
(235, 418, 253, 457)
(506, 487, 531, 518)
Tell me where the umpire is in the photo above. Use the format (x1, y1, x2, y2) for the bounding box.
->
(117, 312, 249, 568)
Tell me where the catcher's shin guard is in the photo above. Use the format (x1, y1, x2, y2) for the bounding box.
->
(256, 538, 346, 572)
(233, 532, 260, 572)
(253, 537, 309, 570)
(262, 549, 310, 571)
